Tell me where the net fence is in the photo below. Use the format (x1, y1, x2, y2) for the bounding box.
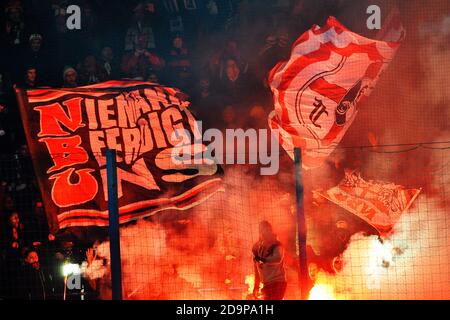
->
(0, 143, 449, 300)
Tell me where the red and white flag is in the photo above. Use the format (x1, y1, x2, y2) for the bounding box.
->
(314, 170, 421, 234)
(269, 16, 402, 169)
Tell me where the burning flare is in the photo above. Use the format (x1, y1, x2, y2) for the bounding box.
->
(309, 283, 336, 300)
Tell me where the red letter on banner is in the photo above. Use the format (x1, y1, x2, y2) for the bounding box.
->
(40, 136, 89, 173)
(49, 168, 98, 207)
(35, 97, 84, 137)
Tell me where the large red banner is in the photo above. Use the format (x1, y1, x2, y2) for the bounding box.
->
(16, 80, 223, 233)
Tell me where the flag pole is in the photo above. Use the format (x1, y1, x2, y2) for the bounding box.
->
(294, 148, 309, 300)
(106, 149, 123, 300)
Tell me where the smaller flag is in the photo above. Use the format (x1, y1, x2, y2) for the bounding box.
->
(314, 170, 421, 234)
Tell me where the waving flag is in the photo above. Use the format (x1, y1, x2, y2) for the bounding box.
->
(269, 16, 403, 169)
(16, 81, 223, 233)
(314, 170, 421, 234)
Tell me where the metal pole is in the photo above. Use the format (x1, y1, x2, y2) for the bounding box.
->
(106, 149, 123, 300)
(294, 148, 309, 300)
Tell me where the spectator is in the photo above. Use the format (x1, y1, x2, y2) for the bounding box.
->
(147, 72, 159, 83)
(252, 220, 287, 300)
(124, 2, 157, 52)
(191, 74, 223, 129)
(204, 50, 221, 84)
(3, 211, 25, 251)
(83, 242, 111, 299)
(121, 33, 165, 80)
(220, 39, 248, 74)
(21, 65, 38, 89)
(200, 0, 220, 35)
(2, 1, 27, 48)
(1, 0, 28, 81)
(77, 55, 108, 86)
(62, 66, 78, 88)
(79, 2, 100, 51)
(21, 199, 50, 248)
(20, 34, 51, 85)
(1, 211, 25, 298)
(195, 76, 212, 102)
(167, 35, 192, 90)
(51, 0, 71, 35)
(257, 26, 291, 81)
(212, 38, 250, 89)
(99, 46, 120, 80)
(218, 57, 255, 106)
(20, 248, 53, 300)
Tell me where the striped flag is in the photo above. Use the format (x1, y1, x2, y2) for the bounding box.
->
(268, 16, 402, 169)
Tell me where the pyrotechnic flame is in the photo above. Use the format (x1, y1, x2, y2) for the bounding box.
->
(244, 274, 254, 294)
(309, 283, 336, 300)
(370, 239, 394, 268)
(307, 238, 398, 300)
(244, 274, 264, 299)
